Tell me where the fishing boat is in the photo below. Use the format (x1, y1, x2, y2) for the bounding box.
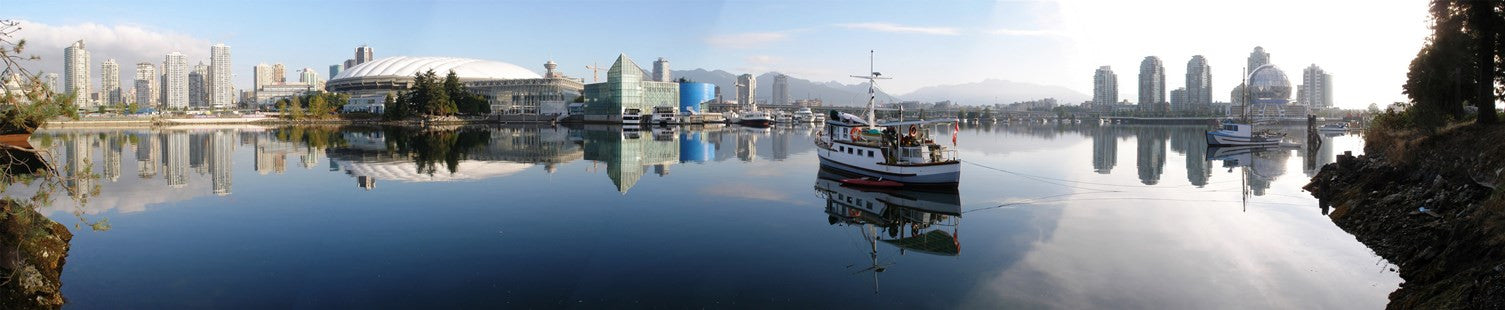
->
(814, 51, 961, 187)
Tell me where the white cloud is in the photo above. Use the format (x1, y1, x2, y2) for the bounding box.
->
(10, 20, 213, 83)
(745, 55, 782, 65)
(989, 28, 1059, 36)
(838, 22, 960, 36)
(706, 31, 788, 49)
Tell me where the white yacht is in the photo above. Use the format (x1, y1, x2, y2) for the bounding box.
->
(793, 108, 816, 123)
(814, 51, 961, 187)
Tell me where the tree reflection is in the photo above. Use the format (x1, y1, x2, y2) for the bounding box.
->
(381, 126, 491, 175)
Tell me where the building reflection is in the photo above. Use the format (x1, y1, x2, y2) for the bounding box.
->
(1135, 126, 1167, 185)
(34, 124, 827, 204)
(813, 169, 961, 294)
(1091, 125, 1118, 174)
(1170, 127, 1212, 187)
(582, 126, 679, 194)
(210, 130, 233, 195)
(135, 132, 158, 178)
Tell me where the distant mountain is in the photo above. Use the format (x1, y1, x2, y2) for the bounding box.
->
(671, 69, 898, 106)
(900, 79, 1090, 106)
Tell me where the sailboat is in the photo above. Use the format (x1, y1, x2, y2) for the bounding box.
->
(1206, 67, 1284, 146)
(814, 51, 961, 187)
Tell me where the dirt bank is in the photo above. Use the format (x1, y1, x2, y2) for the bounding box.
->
(1306, 123, 1505, 309)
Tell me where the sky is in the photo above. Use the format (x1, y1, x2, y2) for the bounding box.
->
(7, 0, 1431, 109)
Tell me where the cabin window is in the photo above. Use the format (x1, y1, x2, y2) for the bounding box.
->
(867, 150, 873, 157)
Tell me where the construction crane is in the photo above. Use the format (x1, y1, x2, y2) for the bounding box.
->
(585, 62, 605, 83)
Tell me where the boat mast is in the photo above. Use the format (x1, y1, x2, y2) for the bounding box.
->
(852, 50, 889, 127)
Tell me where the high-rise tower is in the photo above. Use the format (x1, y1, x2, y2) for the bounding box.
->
(189, 62, 208, 107)
(736, 73, 756, 109)
(253, 63, 274, 90)
(210, 43, 232, 108)
(652, 57, 670, 82)
(772, 74, 789, 106)
(163, 52, 189, 109)
(1138, 56, 1165, 113)
(1247, 47, 1270, 72)
(64, 40, 91, 107)
(101, 59, 120, 105)
(355, 45, 374, 65)
(135, 62, 158, 106)
(1185, 55, 1212, 111)
(1093, 66, 1118, 107)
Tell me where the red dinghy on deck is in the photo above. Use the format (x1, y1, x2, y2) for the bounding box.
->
(840, 177, 904, 188)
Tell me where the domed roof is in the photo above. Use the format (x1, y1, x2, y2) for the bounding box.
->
(1247, 64, 1291, 103)
(331, 56, 541, 81)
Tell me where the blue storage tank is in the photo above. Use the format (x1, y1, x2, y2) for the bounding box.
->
(679, 82, 715, 114)
(679, 131, 713, 163)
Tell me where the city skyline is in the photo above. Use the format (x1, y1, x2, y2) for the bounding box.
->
(9, 0, 1430, 108)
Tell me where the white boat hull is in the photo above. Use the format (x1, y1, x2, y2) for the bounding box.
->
(1205, 131, 1280, 146)
(817, 144, 960, 186)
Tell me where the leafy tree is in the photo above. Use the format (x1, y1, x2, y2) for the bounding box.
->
(288, 96, 305, 119)
(1404, 0, 1503, 126)
(308, 95, 328, 119)
(383, 92, 404, 120)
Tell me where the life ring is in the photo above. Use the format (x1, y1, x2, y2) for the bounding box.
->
(850, 127, 861, 140)
(908, 125, 919, 137)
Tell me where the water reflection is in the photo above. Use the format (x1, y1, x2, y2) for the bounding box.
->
(814, 169, 961, 294)
(24, 123, 1394, 308)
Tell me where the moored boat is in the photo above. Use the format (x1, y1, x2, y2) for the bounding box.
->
(1317, 122, 1350, 132)
(1206, 122, 1283, 146)
(814, 51, 960, 187)
(737, 110, 774, 127)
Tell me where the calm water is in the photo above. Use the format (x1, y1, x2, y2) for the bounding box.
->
(22, 123, 1400, 308)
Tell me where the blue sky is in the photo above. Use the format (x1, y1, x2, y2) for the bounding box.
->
(10, 0, 1430, 108)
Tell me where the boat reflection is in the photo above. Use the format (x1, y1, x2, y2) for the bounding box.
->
(813, 169, 960, 294)
(1207, 145, 1294, 201)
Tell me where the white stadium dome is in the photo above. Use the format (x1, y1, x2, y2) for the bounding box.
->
(333, 56, 541, 80)
(327, 56, 542, 94)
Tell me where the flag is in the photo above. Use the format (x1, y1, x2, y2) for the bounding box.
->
(952, 122, 958, 145)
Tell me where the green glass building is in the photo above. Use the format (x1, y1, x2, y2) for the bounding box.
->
(583, 54, 679, 123)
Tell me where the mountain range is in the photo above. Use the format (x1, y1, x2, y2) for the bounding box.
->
(670, 69, 1088, 107)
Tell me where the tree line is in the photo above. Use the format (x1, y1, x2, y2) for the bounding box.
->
(383, 70, 490, 120)
(276, 92, 349, 120)
(1398, 0, 1502, 130)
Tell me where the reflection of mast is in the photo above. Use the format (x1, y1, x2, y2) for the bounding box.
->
(853, 224, 890, 295)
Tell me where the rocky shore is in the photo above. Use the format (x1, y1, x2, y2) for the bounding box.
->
(0, 199, 71, 309)
(1306, 123, 1504, 309)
